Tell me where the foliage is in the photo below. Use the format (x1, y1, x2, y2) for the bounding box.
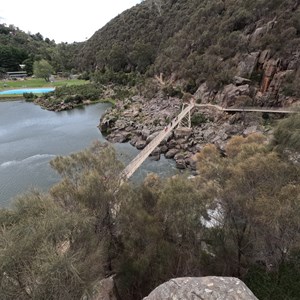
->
(0, 192, 101, 299)
(191, 112, 207, 126)
(1, 135, 300, 299)
(0, 45, 27, 71)
(282, 70, 300, 97)
(162, 85, 183, 98)
(245, 254, 300, 300)
(272, 113, 300, 153)
(43, 83, 104, 103)
(0, 142, 125, 299)
(23, 92, 38, 101)
(33, 59, 54, 82)
(196, 134, 300, 284)
(116, 175, 210, 298)
(0, 23, 79, 75)
(92, 70, 141, 86)
(76, 0, 300, 91)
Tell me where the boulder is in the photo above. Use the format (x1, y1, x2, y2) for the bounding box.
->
(150, 147, 161, 157)
(160, 145, 169, 153)
(136, 139, 147, 150)
(174, 152, 186, 161)
(130, 136, 139, 147)
(110, 133, 129, 143)
(176, 159, 187, 169)
(141, 129, 151, 140)
(186, 155, 198, 170)
(216, 84, 250, 107)
(194, 82, 212, 103)
(143, 277, 258, 300)
(165, 148, 179, 159)
(146, 132, 160, 144)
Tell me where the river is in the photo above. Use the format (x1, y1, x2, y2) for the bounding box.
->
(0, 100, 177, 207)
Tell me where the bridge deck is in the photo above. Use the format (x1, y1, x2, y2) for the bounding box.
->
(195, 104, 297, 114)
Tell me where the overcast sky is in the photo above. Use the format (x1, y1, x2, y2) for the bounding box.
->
(0, 0, 141, 43)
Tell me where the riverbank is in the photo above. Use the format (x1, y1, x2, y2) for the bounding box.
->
(34, 97, 115, 112)
(31, 83, 122, 112)
(0, 95, 24, 101)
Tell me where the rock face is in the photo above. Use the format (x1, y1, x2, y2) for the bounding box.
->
(143, 277, 258, 300)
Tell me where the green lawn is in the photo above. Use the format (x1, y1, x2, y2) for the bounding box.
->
(0, 78, 88, 91)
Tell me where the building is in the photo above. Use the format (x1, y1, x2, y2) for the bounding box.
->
(6, 71, 27, 79)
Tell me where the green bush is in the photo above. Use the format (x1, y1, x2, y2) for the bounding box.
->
(23, 92, 37, 101)
(191, 113, 207, 126)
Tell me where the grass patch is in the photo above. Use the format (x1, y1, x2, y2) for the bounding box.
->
(0, 78, 88, 90)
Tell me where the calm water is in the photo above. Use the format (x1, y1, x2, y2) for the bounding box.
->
(0, 100, 176, 206)
(0, 88, 55, 95)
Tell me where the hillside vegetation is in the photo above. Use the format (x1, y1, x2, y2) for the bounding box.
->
(0, 115, 300, 299)
(78, 0, 300, 102)
(0, 24, 79, 76)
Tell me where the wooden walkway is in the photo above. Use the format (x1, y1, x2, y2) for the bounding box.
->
(195, 103, 297, 114)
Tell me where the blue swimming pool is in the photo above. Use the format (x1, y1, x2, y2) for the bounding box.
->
(0, 88, 55, 95)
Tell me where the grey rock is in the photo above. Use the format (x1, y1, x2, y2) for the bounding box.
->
(130, 136, 139, 147)
(136, 139, 147, 150)
(186, 155, 198, 170)
(160, 145, 169, 153)
(243, 126, 258, 136)
(165, 148, 179, 159)
(175, 159, 187, 169)
(150, 147, 161, 157)
(141, 129, 151, 140)
(216, 84, 250, 107)
(110, 133, 128, 143)
(143, 277, 258, 300)
(174, 152, 185, 160)
(146, 132, 160, 144)
(114, 119, 127, 130)
(168, 140, 178, 149)
(233, 76, 252, 86)
(203, 128, 215, 140)
(194, 82, 212, 103)
(237, 52, 260, 78)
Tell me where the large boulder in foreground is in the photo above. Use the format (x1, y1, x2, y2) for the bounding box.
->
(143, 277, 258, 300)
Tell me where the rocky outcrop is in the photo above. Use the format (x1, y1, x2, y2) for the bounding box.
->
(237, 52, 260, 78)
(215, 84, 251, 107)
(143, 277, 258, 300)
(99, 94, 267, 170)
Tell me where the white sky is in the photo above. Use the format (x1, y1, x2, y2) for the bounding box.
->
(0, 0, 141, 43)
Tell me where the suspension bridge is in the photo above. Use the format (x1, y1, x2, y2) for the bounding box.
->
(119, 101, 297, 182)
